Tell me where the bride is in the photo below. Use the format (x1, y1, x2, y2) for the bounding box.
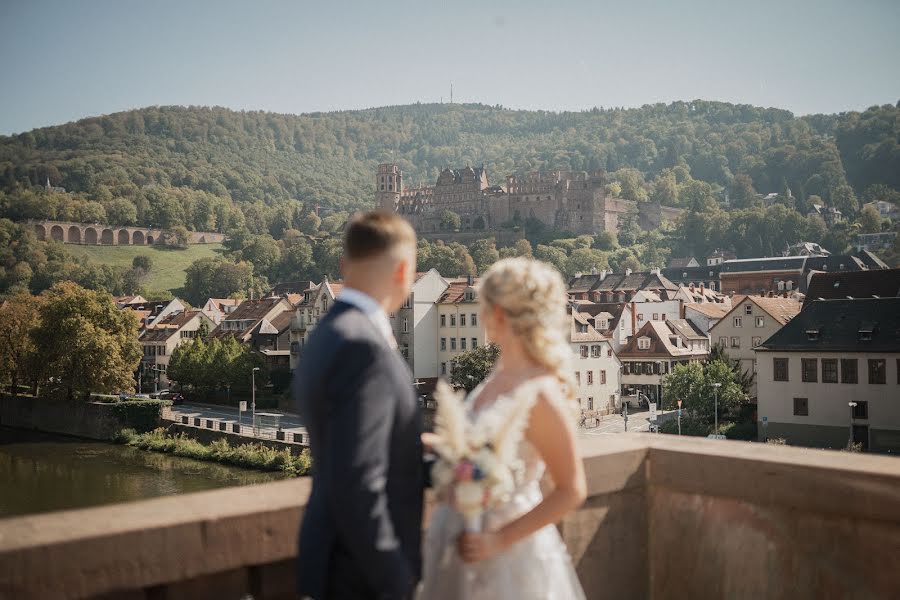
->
(418, 257, 588, 600)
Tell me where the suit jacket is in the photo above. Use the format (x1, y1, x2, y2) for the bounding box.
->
(294, 300, 424, 600)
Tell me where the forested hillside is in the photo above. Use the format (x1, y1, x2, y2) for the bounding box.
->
(1, 101, 898, 235)
(1, 101, 898, 301)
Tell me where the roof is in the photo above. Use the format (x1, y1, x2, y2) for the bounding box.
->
(684, 302, 731, 319)
(570, 311, 608, 342)
(221, 297, 285, 323)
(568, 271, 678, 294)
(758, 298, 900, 352)
(661, 265, 721, 282)
(438, 279, 478, 304)
(749, 296, 802, 325)
(619, 320, 708, 358)
(858, 250, 890, 270)
(569, 302, 627, 335)
(666, 319, 707, 340)
(668, 257, 697, 268)
(803, 255, 867, 273)
(720, 257, 807, 274)
(802, 268, 900, 308)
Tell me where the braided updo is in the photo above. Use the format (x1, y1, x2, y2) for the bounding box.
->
(478, 257, 575, 402)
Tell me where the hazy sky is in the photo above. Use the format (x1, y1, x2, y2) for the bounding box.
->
(1, 0, 898, 135)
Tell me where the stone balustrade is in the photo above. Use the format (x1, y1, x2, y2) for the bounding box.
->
(1, 435, 898, 599)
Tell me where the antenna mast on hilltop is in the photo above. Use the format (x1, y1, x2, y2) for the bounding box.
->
(450, 82, 453, 104)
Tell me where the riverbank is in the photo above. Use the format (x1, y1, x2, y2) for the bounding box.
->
(115, 428, 312, 477)
(0, 427, 285, 518)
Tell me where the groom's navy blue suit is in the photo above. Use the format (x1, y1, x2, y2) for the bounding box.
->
(294, 300, 424, 600)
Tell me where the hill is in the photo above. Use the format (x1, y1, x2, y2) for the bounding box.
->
(66, 243, 225, 296)
(0, 101, 897, 238)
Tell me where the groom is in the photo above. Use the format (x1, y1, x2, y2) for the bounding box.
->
(294, 211, 424, 600)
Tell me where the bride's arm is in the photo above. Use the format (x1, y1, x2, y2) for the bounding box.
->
(459, 390, 587, 563)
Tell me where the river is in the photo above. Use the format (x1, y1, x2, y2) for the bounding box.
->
(0, 426, 286, 518)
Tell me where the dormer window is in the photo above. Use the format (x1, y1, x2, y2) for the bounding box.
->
(805, 328, 819, 341)
(598, 320, 608, 330)
(638, 337, 650, 350)
(858, 322, 875, 341)
(579, 324, 588, 333)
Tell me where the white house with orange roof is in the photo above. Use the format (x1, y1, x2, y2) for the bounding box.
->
(570, 308, 622, 416)
(288, 278, 344, 370)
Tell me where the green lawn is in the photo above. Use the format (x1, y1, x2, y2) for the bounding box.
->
(67, 243, 225, 295)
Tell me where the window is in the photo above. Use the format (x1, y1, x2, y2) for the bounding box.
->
(774, 358, 789, 381)
(801, 358, 817, 383)
(638, 337, 650, 350)
(471, 313, 477, 327)
(441, 362, 447, 376)
(868, 359, 886, 384)
(661, 314, 667, 321)
(587, 371, 594, 385)
(755, 316, 765, 328)
(450, 314, 456, 327)
(450, 338, 457, 351)
(591, 345, 601, 358)
(719, 336, 728, 347)
(402, 296, 412, 309)
(852, 401, 868, 419)
(575, 372, 581, 386)
(653, 313, 659, 321)
(461, 338, 467, 350)
(472, 338, 477, 349)
(793, 397, 808, 416)
(460, 314, 467, 327)
(744, 304, 753, 315)
(600, 370, 607, 384)
(440, 338, 446, 351)
(751, 336, 762, 347)
(402, 317, 409, 334)
(440, 314, 446, 327)
(731, 336, 740, 348)
(587, 397, 594, 410)
(580, 345, 589, 358)
(841, 359, 858, 384)
(607, 349, 612, 357)
(638, 314, 644, 322)
(822, 359, 838, 383)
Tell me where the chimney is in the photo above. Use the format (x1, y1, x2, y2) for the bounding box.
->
(591, 265, 598, 275)
(467, 274, 474, 286)
(650, 267, 660, 275)
(600, 269, 608, 281)
(689, 283, 695, 291)
(574, 272, 583, 279)
(625, 268, 632, 276)
(699, 282, 705, 292)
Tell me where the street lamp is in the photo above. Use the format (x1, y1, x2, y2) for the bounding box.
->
(252, 367, 260, 433)
(677, 399, 683, 436)
(848, 402, 857, 448)
(711, 383, 722, 438)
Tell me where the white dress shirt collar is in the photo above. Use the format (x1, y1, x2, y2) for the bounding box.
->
(338, 287, 396, 348)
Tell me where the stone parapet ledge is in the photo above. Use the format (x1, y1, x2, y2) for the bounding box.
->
(1, 435, 898, 599)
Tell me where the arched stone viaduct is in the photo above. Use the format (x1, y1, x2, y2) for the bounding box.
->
(30, 220, 226, 246)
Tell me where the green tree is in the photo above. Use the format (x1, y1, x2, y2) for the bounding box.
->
(77, 201, 107, 224)
(534, 244, 568, 273)
(105, 198, 138, 226)
(0, 292, 43, 394)
(298, 211, 322, 235)
(32, 282, 141, 399)
(857, 204, 883, 234)
(184, 258, 255, 305)
(441, 210, 462, 231)
(662, 360, 748, 427)
(132, 255, 153, 273)
(469, 238, 500, 274)
(449, 343, 500, 392)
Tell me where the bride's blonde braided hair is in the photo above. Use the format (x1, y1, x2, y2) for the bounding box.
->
(478, 257, 576, 402)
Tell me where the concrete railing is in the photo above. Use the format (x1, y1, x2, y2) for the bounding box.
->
(1, 436, 898, 599)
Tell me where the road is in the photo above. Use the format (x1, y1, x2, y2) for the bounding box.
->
(578, 408, 658, 437)
(172, 402, 306, 432)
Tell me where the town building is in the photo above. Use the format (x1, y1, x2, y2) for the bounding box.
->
(861, 200, 898, 221)
(391, 269, 450, 386)
(122, 298, 187, 330)
(570, 310, 622, 416)
(618, 319, 709, 407)
(567, 268, 679, 303)
(855, 231, 897, 253)
(200, 298, 242, 325)
(569, 301, 633, 352)
(289, 279, 343, 370)
(709, 296, 802, 399)
(114, 295, 147, 309)
(719, 257, 807, 296)
(755, 297, 900, 453)
(808, 204, 844, 226)
(684, 302, 732, 335)
(211, 297, 292, 345)
(138, 310, 215, 391)
(662, 264, 722, 292)
(376, 163, 682, 237)
(251, 311, 293, 372)
(667, 257, 700, 268)
(802, 268, 900, 309)
(436, 276, 485, 380)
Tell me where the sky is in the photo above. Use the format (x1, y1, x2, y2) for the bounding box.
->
(1, 0, 898, 135)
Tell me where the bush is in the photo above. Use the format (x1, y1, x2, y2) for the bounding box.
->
(115, 428, 312, 476)
(721, 421, 757, 441)
(659, 413, 711, 437)
(104, 399, 167, 432)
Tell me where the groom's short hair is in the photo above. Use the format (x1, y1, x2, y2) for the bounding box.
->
(344, 210, 417, 261)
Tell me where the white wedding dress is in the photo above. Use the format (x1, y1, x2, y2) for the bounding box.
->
(417, 381, 586, 600)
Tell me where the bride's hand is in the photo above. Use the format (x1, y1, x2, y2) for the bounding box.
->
(421, 432, 441, 453)
(457, 531, 505, 563)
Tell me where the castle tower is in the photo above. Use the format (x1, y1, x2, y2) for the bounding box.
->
(376, 164, 402, 212)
